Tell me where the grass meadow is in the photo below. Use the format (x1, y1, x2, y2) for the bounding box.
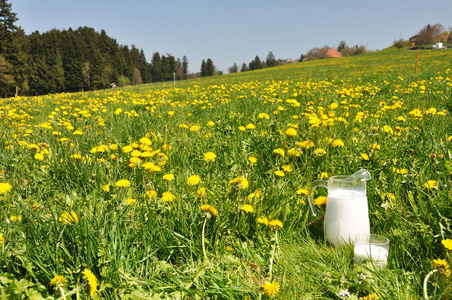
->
(1, 48, 452, 299)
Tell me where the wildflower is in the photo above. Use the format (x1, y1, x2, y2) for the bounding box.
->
(258, 113, 270, 119)
(274, 170, 285, 177)
(423, 180, 437, 189)
(197, 187, 207, 197)
(318, 172, 329, 180)
(230, 176, 249, 189)
(258, 216, 269, 225)
(0, 182, 13, 195)
(241, 204, 254, 213)
(238, 126, 246, 131)
(201, 204, 218, 218)
(282, 165, 293, 172)
(273, 148, 285, 157)
(73, 129, 83, 135)
(339, 289, 350, 298)
(331, 139, 344, 147)
(126, 198, 136, 205)
(268, 219, 283, 230)
(103, 184, 110, 192)
(10, 215, 22, 223)
(369, 143, 381, 150)
(296, 188, 309, 196)
(285, 128, 297, 136)
(313, 148, 326, 157)
(0, 233, 4, 245)
(300, 140, 314, 148)
(34, 152, 45, 161)
(287, 147, 303, 157)
(161, 191, 176, 202)
(31, 203, 39, 210)
(82, 269, 98, 296)
(49, 275, 68, 289)
(363, 293, 380, 300)
(248, 190, 261, 199)
(246, 123, 255, 130)
(206, 121, 215, 126)
(360, 153, 370, 161)
(190, 125, 201, 132)
(187, 175, 202, 186)
(397, 116, 406, 122)
(248, 156, 257, 164)
(163, 173, 175, 182)
(115, 179, 131, 188)
(314, 196, 327, 206)
(204, 152, 217, 162)
(261, 281, 280, 298)
(59, 211, 79, 224)
(144, 190, 157, 198)
(122, 145, 133, 153)
(442, 239, 452, 251)
(433, 259, 451, 276)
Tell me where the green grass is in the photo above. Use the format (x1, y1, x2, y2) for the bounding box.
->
(0, 48, 452, 299)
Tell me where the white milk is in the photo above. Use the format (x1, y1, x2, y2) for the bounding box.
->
(324, 189, 370, 247)
(354, 244, 388, 267)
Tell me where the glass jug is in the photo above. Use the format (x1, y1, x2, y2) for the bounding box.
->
(308, 169, 371, 247)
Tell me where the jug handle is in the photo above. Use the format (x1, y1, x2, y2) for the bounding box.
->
(308, 180, 328, 217)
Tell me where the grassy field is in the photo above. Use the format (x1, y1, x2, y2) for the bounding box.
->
(1, 47, 452, 299)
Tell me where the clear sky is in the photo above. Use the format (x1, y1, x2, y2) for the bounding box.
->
(12, 0, 452, 74)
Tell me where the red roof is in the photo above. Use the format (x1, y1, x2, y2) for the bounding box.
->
(326, 48, 342, 58)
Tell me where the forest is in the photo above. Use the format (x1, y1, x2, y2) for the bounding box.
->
(0, 1, 190, 97)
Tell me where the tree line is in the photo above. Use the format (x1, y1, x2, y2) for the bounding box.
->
(0, 0, 192, 97)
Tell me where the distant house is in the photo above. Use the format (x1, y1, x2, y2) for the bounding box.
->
(285, 59, 295, 64)
(325, 48, 342, 58)
(409, 35, 418, 45)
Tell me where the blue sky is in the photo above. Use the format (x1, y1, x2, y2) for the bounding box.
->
(13, 0, 452, 73)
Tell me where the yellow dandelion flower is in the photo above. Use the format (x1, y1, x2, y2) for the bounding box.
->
(313, 148, 326, 157)
(201, 204, 218, 217)
(103, 184, 110, 192)
(318, 172, 329, 180)
(163, 173, 175, 182)
(0, 182, 13, 195)
(282, 165, 293, 172)
(126, 198, 136, 205)
(161, 191, 176, 202)
(314, 196, 327, 206)
(360, 153, 370, 161)
(190, 125, 201, 132)
(285, 128, 297, 136)
(139, 137, 152, 146)
(144, 190, 157, 198)
(59, 211, 79, 224)
(241, 204, 254, 213)
(363, 293, 380, 300)
(0, 233, 4, 245)
(274, 170, 285, 177)
(230, 176, 249, 189)
(268, 219, 283, 229)
(423, 180, 437, 189)
(34, 152, 45, 161)
(197, 187, 207, 197)
(246, 123, 255, 130)
(258, 112, 270, 119)
(433, 258, 451, 277)
(49, 275, 67, 289)
(273, 148, 285, 157)
(300, 140, 315, 148)
(248, 156, 257, 164)
(238, 126, 246, 131)
(122, 145, 133, 153)
(10, 215, 22, 223)
(258, 216, 269, 225)
(206, 121, 215, 126)
(296, 188, 309, 196)
(82, 269, 98, 296)
(204, 152, 217, 162)
(331, 139, 344, 147)
(187, 175, 202, 186)
(115, 179, 131, 188)
(261, 281, 280, 298)
(442, 239, 452, 251)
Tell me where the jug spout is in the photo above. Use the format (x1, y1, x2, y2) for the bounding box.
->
(344, 169, 371, 182)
